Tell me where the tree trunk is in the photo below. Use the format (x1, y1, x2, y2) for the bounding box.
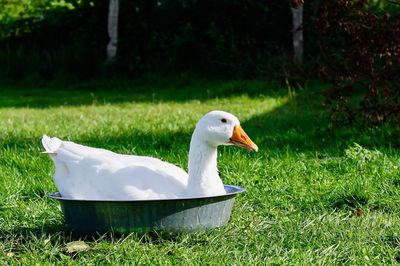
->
(290, 1, 303, 65)
(107, 0, 119, 62)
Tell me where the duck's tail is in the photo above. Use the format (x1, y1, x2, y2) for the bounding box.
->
(41, 135, 62, 154)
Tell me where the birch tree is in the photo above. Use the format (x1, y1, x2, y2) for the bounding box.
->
(107, 0, 119, 61)
(290, 0, 304, 65)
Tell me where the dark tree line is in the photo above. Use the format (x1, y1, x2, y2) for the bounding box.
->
(0, 0, 292, 77)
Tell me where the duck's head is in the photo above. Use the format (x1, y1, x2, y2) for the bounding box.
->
(194, 110, 258, 152)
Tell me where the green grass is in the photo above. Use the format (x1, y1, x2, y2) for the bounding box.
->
(0, 78, 400, 265)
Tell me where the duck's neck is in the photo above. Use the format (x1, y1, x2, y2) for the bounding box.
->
(187, 136, 225, 197)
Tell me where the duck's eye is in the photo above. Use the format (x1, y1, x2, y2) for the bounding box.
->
(221, 118, 227, 123)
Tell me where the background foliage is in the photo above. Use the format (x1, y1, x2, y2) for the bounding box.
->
(0, 0, 292, 79)
(312, 0, 400, 125)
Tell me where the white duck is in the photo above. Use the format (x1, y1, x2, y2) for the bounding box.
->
(42, 110, 258, 200)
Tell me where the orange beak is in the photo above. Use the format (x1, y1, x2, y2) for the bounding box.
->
(229, 125, 258, 152)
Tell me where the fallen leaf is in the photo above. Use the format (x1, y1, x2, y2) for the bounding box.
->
(64, 241, 91, 253)
(356, 208, 363, 217)
(6, 252, 14, 257)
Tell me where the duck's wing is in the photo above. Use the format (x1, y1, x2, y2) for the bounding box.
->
(42, 135, 188, 200)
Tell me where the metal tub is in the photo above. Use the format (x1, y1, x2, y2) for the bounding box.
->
(49, 185, 245, 234)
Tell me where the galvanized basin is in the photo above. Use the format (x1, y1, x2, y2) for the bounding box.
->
(49, 185, 245, 234)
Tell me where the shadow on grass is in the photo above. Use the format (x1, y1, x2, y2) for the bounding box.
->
(0, 130, 192, 161)
(1, 84, 397, 156)
(329, 191, 369, 210)
(0, 223, 196, 244)
(0, 78, 288, 108)
(241, 89, 399, 154)
(8, 224, 66, 236)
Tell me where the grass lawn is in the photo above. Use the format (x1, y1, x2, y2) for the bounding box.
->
(0, 77, 399, 264)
